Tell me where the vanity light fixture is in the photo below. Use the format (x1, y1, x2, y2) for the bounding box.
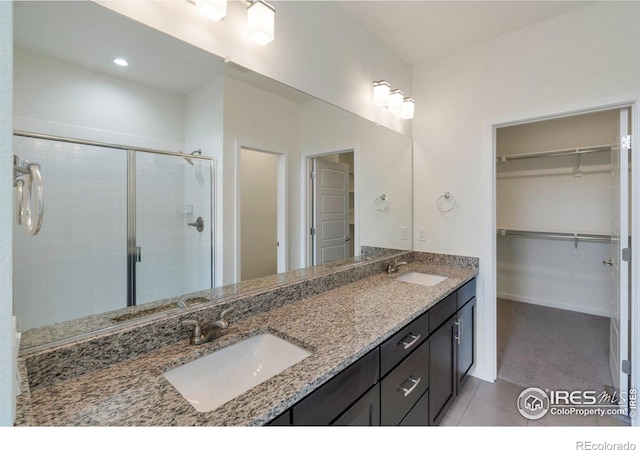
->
(195, 0, 227, 22)
(400, 97, 415, 120)
(388, 89, 404, 114)
(372, 81, 391, 107)
(113, 58, 128, 67)
(247, 0, 275, 46)
(372, 81, 414, 119)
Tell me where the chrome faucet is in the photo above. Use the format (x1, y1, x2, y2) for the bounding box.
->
(387, 257, 408, 274)
(182, 307, 234, 345)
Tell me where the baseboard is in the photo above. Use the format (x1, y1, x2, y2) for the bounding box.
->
(497, 292, 610, 317)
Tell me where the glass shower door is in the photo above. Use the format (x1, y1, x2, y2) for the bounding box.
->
(134, 151, 213, 306)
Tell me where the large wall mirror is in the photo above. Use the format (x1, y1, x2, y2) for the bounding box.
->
(13, 1, 413, 351)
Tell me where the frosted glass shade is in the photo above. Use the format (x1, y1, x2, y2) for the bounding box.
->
(401, 98, 415, 120)
(248, 0, 275, 46)
(195, 0, 227, 22)
(388, 90, 404, 114)
(373, 81, 391, 107)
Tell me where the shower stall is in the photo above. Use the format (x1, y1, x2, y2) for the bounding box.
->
(12, 132, 215, 331)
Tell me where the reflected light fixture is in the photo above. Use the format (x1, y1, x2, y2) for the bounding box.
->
(195, 0, 227, 22)
(113, 58, 128, 67)
(247, 0, 275, 46)
(373, 81, 391, 107)
(401, 97, 415, 120)
(388, 89, 404, 114)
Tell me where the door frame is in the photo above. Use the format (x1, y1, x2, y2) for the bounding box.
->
(302, 147, 359, 268)
(234, 143, 287, 281)
(485, 92, 640, 426)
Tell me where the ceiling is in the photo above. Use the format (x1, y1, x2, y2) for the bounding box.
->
(338, 1, 595, 66)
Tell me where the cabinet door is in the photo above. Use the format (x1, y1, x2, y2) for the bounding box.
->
(267, 410, 291, 426)
(456, 297, 476, 392)
(332, 384, 380, 426)
(428, 317, 456, 426)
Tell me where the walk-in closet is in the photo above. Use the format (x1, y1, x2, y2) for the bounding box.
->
(496, 108, 632, 394)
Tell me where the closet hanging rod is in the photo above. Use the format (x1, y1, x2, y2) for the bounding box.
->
(497, 229, 611, 243)
(496, 144, 611, 163)
(13, 130, 215, 162)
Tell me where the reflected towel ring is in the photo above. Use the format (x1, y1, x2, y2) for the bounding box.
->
(22, 164, 44, 236)
(16, 179, 24, 225)
(374, 194, 390, 212)
(436, 192, 456, 213)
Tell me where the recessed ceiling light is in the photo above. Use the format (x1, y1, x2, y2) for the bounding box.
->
(113, 58, 128, 67)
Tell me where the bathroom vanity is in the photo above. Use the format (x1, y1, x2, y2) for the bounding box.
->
(15, 251, 477, 426)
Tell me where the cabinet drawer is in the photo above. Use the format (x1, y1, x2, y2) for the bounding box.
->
(429, 292, 456, 334)
(399, 389, 429, 426)
(292, 347, 379, 425)
(457, 278, 476, 309)
(380, 340, 429, 425)
(379, 311, 429, 376)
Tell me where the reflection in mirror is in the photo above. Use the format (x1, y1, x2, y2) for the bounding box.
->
(13, 1, 413, 351)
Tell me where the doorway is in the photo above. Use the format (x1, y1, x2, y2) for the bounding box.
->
(309, 151, 355, 265)
(494, 108, 632, 399)
(238, 147, 285, 281)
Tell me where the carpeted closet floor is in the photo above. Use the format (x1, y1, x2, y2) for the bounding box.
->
(497, 298, 613, 391)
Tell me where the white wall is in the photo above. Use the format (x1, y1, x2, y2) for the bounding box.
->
(94, 0, 412, 136)
(222, 76, 301, 284)
(412, 1, 640, 381)
(0, 1, 13, 427)
(300, 99, 413, 253)
(496, 110, 617, 317)
(14, 47, 185, 147)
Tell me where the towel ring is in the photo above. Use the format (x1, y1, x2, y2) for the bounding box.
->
(21, 164, 44, 236)
(436, 192, 456, 213)
(374, 194, 390, 212)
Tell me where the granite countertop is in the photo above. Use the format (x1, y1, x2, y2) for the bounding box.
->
(21, 261, 477, 426)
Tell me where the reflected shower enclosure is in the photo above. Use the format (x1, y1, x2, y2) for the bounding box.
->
(12, 134, 215, 331)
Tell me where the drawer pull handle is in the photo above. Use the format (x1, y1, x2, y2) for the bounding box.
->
(401, 377, 421, 397)
(399, 333, 421, 350)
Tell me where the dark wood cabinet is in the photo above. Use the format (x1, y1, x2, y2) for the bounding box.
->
(456, 296, 476, 392)
(428, 316, 456, 425)
(332, 385, 381, 426)
(292, 348, 379, 425)
(271, 276, 476, 428)
(380, 340, 429, 425)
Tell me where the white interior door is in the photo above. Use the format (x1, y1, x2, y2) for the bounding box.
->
(609, 108, 630, 403)
(313, 159, 350, 265)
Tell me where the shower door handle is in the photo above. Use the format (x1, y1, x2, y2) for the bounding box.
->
(136, 246, 142, 262)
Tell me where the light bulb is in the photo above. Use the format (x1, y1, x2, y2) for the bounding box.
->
(388, 90, 404, 114)
(373, 81, 390, 107)
(401, 98, 415, 120)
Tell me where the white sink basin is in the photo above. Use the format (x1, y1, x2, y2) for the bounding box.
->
(163, 333, 311, 412)
(395, 272, 447, 287)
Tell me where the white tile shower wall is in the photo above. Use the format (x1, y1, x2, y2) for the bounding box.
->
(183, 159, 214, 294)
(135, 152, 187, 305)
(13, 136, 127, 330)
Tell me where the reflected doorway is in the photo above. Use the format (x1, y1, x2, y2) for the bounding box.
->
(310, 151, 355, 265)
(239, 147, 284, 281)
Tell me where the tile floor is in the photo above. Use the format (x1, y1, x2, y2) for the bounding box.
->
(441, 377, 631, 427)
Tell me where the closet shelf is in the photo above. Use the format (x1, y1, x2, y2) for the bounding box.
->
(497, 228, 611, 243)
(496, 144, 611, 163)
